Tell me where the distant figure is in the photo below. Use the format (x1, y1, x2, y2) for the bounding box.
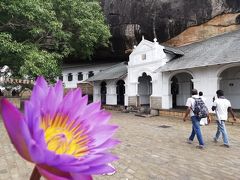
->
(12, 89, 17, 96)
(212, 90, 237, 148)
(199, 91, 208, 126)
(183, 89, 211, 149)
(0, 89, 3, 96)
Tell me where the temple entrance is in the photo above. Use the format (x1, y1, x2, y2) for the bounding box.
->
(219, 66, 240, 109)
(116, 80, 125, 105)
(100, 81, 107, 105)
(138, 73, 152, 106)
(170, 73, 193, 108)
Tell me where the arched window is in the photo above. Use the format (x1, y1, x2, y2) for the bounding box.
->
(88, 71, 94, 78)
(59, 74, 63, 81)
(116, 80, 125, 105)
(78, 72, 83, 81)
(68, 73, 73, 81)
(100, 81, 107, 104)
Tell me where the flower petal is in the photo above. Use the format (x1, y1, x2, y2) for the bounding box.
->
(40, 150, 90, 172)
(30, 77, 49, 106)
(81, 153, 119, 167)
(0, 99, 32, 162)
(84, 110, 111, 132)
(70, 173, 93, 180)
(24, 101, 46, 148)
(61, 95, 88, 121)
(78, 164, 116, 175)
(83, 102, 101, 119)
(54, 80, 64, 101)
(37, 166, 71, 180)
(89, 125, 118, 147)
(40, 80, 63, 118)
(58, 90, 86, 116)
(90, 139, 120, 153)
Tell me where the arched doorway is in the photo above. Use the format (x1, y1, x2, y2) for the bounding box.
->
(219, 66, 240, 109)
(138, 72, 152, 106)
(171, 76, 179, 108)
(116, 80, 125, 105)
(100, 81, 107, 105)
(170, 72, 193, 108)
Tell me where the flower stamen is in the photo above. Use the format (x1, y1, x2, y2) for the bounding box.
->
(41, 114, 89, 157)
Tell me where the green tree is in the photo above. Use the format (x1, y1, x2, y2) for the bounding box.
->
(0, 0, 110, 81)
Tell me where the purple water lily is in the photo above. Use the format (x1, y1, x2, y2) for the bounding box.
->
(0, 77, 119, 180)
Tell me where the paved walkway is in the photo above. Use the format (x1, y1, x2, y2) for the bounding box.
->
(1, 111, 240, 180)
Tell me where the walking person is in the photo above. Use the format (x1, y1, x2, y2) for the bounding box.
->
(212, 90, 237, 148)
(199, 91, 208, 126)
(183, 89, 211, 149)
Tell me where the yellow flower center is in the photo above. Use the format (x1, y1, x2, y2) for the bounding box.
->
(41, 114, 89, 157)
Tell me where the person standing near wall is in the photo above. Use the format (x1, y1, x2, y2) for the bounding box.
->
(212, 90, 237, 148)
(199, 91, 208, 126)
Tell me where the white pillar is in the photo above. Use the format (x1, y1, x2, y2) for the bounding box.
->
(136, 82, 139, 95)
(106, 82, 117, 105)
(161, 73, 172, 109)
(73, 73, 78, 84)
(124, 83, 128, 106)
(93, 82, 101, 102)
(83, 72, 88, 81)
(203, 77, 221, 112)
(151, 79, 158, 96)
(191, 77, 221, 112)
(63, 74, 69, 88)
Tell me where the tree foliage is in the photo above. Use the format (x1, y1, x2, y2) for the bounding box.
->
(0, 0, 111, 81)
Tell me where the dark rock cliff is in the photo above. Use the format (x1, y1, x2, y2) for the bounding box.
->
(96, 0, 240, 61)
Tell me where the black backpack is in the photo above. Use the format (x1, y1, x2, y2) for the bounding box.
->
(192, 98, 208, 118)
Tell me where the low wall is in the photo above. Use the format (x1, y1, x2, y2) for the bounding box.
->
(159, 109, 240, 124)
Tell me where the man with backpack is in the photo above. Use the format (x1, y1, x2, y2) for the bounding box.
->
(183, 89, 211, 149)
(212, 90, 237, 148)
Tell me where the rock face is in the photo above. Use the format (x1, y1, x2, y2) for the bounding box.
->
(165, 13, 240, 46)
(99, 0, 240, 60)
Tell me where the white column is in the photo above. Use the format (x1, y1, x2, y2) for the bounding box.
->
(73, 73, 78, 84)
(161, 73, 171, 109)
(204, 77, 221, 112)
(62, 74, 69, 88)
(128, 82, 138, 96)
(62, 73, 67, 83)
(106, 82, 117, 105)
(191, 77, 221, 112)
(83, 72, 88, 81)
(151, 79, 158, 96)
(93, 82, 101, 102)
(124, 83, 128, 106)
(135, 82, 139, 95)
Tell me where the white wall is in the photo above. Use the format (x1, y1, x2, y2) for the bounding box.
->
(93, 81, 101, 102)
(219, 65, 240, 109)
(161, 63, 240, 110)
(61, 63, 116, 88)
(93, 77, 128, 106)
(128, 38, 174, 105)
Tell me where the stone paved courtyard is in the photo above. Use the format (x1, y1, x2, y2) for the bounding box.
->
(1, 111, 240, 180)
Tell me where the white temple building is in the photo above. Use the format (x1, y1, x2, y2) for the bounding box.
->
(61, 30, 240, 111)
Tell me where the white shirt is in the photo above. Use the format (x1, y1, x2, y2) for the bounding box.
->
(199, 96, 206, 103)
(186, 95, 199, 117)
(212, 98, 231, 121)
